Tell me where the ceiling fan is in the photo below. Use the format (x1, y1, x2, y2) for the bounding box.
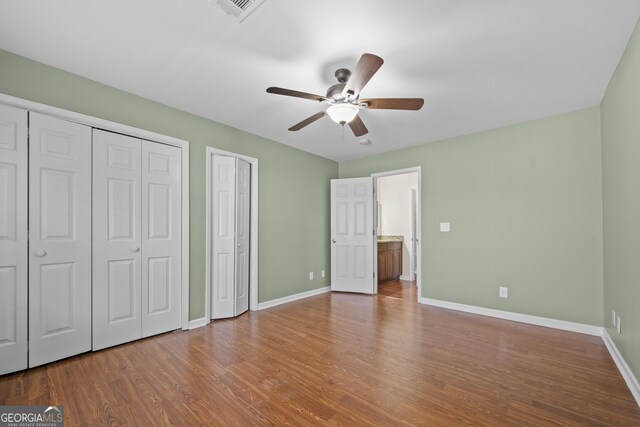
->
(266, 53, 424, 137)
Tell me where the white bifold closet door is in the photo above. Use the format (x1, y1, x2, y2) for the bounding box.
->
(235, 158, 250, 315)
(141, 136, 182, 337)
(92, 130, 142, 349)
(28, 112, 92, 367)
(92, 129, 181, 350)
(0, 105, 28, 374)
(211, 155, 250, 319)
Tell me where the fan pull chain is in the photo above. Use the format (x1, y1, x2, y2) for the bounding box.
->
(341, 124, 345, 144)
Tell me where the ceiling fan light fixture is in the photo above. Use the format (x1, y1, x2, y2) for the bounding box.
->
(327, 104, 359, 124)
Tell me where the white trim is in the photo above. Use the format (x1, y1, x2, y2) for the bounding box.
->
(420, 298, 603, 336)
(188, 317, 209, 330)
(602, 329, 640, 407)
(0, 93, 187, 147)
(372, 167, 422, 178)
(205, 147, 259, 321)
(0, 93, 191, 331)
(257, 286, 331, 310)
(408, 186, 418, 281)
(205, 152, 212, 320)
(372, 167, 422, 302)
(399, 275, 412, 281)
(181, 143, 190, 330)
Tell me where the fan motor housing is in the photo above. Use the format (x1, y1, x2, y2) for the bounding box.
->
(327, 68, 358, 102)
(326, 83, 346, 101)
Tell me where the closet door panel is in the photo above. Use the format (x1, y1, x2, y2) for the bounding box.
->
(0, 105, 27, 374)
(211, 155, 236, 319)
(93, 129, 142, 350)
(28, 112, 92, 367)
(141, 140, 181, 337)
(234, 159, 250, 316)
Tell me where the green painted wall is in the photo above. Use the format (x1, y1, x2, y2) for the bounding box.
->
(601, 19, 640, 381)
(341, 108, 604, 326)
(0, 49, 338, 319)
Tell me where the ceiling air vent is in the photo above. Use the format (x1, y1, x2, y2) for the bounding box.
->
(214, 0, 265, 22)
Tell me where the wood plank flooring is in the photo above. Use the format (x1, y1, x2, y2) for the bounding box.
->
(1, 290, 639, 426)
(378, 278, 418, 301)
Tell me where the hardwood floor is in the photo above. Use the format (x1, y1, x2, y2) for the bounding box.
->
(378, 278, 418, 301)
(1, 291, 639, 426)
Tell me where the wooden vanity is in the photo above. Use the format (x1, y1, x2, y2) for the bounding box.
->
(377, 237, 403, 284)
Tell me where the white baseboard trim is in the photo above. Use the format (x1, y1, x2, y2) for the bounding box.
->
(399, 275, 412, 281)
(602, 329, 640, 406)
(420, 298, 603, 336)
(258, 286, 331, 310)
(188, 317, 209, 330)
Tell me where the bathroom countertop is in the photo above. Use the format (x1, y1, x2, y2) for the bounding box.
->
(377, 235, 404, 243)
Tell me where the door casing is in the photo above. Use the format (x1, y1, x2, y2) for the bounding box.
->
(408, 186, 418, 281)
(372, 167, 422, 301)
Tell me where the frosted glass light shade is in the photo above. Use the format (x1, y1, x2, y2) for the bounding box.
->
(327, 104, 359, 124)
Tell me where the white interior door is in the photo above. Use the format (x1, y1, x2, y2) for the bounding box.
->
(331, 177, 375, 294)
(0, 105, 28, 374)
(141, 140, 182, 337)
(234, 159, 250, 316)
(211, 155, 236, 319)
(28, 112, 92, 367)
(92, 129, 142, 350)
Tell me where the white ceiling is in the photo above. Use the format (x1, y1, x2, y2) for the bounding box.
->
(1, 0, 639, 161)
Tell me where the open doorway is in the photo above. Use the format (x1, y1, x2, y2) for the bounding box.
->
(373, 168, 421, 302)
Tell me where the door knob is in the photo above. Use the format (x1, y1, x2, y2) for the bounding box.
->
(237, 243, 241, 247)
(34, 250, 47, 257)
(131, 247, 140, 253)
(332, 239, 336, 244)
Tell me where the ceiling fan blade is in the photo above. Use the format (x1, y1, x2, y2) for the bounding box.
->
(348, 114, 369, 137)
(267, 87, 327, 102)
(289, 110, 327, 131)
(360, 98, 424, 111)
(342, 53, 384, 98)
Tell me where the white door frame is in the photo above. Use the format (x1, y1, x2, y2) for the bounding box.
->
(371, 167, 422, 302)
(205, 147, 259, 320)
(408, 186, 418, 281)
(0, 93, 191, 331)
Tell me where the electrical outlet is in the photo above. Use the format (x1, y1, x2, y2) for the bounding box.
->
(440, 222, 451, 232)
(321, 270, 325, 277)
(612, 310, 617, 326)
(617, 316, 621, 334)
(499, 287, 508, 298)
(309, 272, 313, 280)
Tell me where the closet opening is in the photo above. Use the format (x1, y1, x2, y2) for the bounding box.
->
(205, 147, 259, 321)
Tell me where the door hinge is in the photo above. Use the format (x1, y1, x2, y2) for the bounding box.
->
(373, 272, 375, 278)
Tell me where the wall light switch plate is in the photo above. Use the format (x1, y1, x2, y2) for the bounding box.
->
(440, 222, 450, 232)
(321, 270, 325, 277)
(617, 316, 621, 334)
(499, 287, 508, 298)
(612, 310, 616, 326)
(309, 272, 313, 280)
